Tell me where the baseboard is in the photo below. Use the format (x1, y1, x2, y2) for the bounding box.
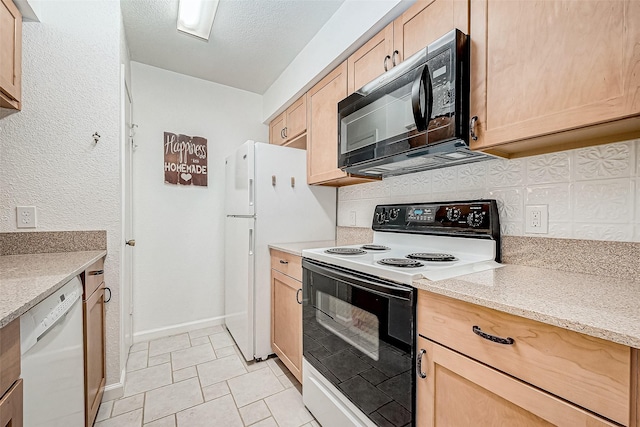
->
(133, 315, 226, 343)
(102, 368, 126, 401)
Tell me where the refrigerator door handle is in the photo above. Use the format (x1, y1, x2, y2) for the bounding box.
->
(248, 228, 254, 256)
(249, 179, 254, 207)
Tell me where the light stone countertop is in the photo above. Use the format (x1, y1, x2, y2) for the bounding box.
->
(0, 250, 107, 328)
(413, 264, 640, 348)
(268, 240, 336, 257)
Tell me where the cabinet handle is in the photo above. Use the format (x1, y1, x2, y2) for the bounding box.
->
(383, 55, 391, 72)
(89, 270, 104, 276)
(279, 260, 288, 264)
(284, 127, 288, 138)
(391, 50, 399, 66)
(280, 128, 285, 139)
(104, 286, 112, 303)
(296, 288, 302, 304)
(472, 325, 514, 345)
(470, 116, 479, 141)
(416, 348, 427, 379)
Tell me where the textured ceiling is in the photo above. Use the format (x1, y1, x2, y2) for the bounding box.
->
(121, 0, 345, 94)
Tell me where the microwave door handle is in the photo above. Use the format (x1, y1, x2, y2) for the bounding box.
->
(411, 64, 432, 132)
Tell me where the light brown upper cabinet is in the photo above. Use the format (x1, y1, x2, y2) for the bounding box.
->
(307, 61, 376, 186)
(347, 0, 469, 95)
(0, 0, 22, 110)
(469, 0, 640, 157)
(269, 94, 307, 149)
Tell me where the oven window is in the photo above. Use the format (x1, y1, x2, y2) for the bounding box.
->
(316, 291, 380, 361)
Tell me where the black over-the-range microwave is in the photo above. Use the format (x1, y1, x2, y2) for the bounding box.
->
(338, 29, 492, 178)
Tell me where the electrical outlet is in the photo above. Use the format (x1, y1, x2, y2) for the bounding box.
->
(349, 211, 357, 226)
(17, 206, 37, 229)
(525, 205, 548, 234)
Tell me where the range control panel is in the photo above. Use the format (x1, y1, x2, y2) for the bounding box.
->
(372, 200, 500, 239)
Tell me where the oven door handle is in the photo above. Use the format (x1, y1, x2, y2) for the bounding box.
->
(302, 259, 412, 300)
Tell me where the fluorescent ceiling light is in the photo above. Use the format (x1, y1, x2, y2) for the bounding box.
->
(177, 0, 219, 41)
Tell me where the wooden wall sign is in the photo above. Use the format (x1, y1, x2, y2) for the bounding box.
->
(164, 132, 208, 187)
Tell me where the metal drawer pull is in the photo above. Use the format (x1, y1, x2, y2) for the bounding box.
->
(104, 287, 112, 303)
(89, 270, 104, 276)
(383, 55, 391, 72)
(470, 116, 479, 140)
(472, 325, 514, 345)
(279, 260, 288, 264)
(416, 349, 427, 378)
(296, 288, 302, 304)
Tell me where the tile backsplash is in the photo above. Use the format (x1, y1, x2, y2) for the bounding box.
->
(338, 139, 640, 242)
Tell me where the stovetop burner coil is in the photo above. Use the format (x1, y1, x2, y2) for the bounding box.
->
(407, 253, 458, 262)
(378, 258, 423, 268)
(325, 248, 367, 255)
(361, 244, 390, 251)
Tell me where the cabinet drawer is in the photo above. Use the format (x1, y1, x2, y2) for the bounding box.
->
(270, 250, 302, 282)
(83, 258, 104, 298)
(0, 318, 20, 397)
(417, 291, 631, 425)
(0, 378, 22, 427)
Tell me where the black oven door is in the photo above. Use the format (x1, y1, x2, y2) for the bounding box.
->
(302, 258, 415, 427)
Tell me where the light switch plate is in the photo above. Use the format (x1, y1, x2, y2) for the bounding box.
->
(17, 206, 37, 228)
(349, 211, 357, 226)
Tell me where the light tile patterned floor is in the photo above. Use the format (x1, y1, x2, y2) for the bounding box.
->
(95, 326, 320, 427)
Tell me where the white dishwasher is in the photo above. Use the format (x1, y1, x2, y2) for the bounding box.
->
(20, 276, 85, 427)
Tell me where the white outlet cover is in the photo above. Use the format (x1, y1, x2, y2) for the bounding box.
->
(16, 206, 37, 229)
(525, 204, 548, 234)
(349, 211, 357, 227)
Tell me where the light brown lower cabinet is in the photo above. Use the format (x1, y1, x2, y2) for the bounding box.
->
(416, 336, 618, 427)
(0, 318, 21, 427)
(270, 250, 303, 382)
(0, 379, 23, 427)
(83, 259, 106, 427)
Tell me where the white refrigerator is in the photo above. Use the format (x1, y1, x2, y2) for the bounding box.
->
(224, 140, 336, 361)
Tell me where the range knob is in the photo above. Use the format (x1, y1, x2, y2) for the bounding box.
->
(466, 211, 485, 227)
(375, 211, 387, 224)
(388, 208, 400, 221)
(446, 207, 461, 222)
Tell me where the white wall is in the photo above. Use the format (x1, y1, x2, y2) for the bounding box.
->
(261, 0, 409, 122)
(338, 139, 640, 242)
(130, 62, 267, 338)
(0, 0, 123, 385)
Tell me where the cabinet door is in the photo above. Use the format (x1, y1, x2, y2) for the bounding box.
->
(271, 269, 302, 382)
(469, 0, 640, 156)
(394, 0, 469, 61)
(0, 379, 22, 427)
(307, 61, 349, 184)
(285, 94, 307, 142)
(84, 284, 106, 427)
(0, 318, 19, 398)
(0, 0, 21, 109)
(416, 336, 618, 427)
(347, 23, 394, 94)
(269, 112, 286, 145)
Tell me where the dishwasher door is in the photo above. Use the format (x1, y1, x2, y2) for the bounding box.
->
(20, 276, 85, 427)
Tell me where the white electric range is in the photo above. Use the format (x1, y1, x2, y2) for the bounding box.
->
(301, 200, 502, 427)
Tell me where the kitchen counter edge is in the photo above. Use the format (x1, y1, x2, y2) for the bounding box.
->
(413, 264, 640, 349)
(269, 240, 336, 257)
(0, 250, 107, 328)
